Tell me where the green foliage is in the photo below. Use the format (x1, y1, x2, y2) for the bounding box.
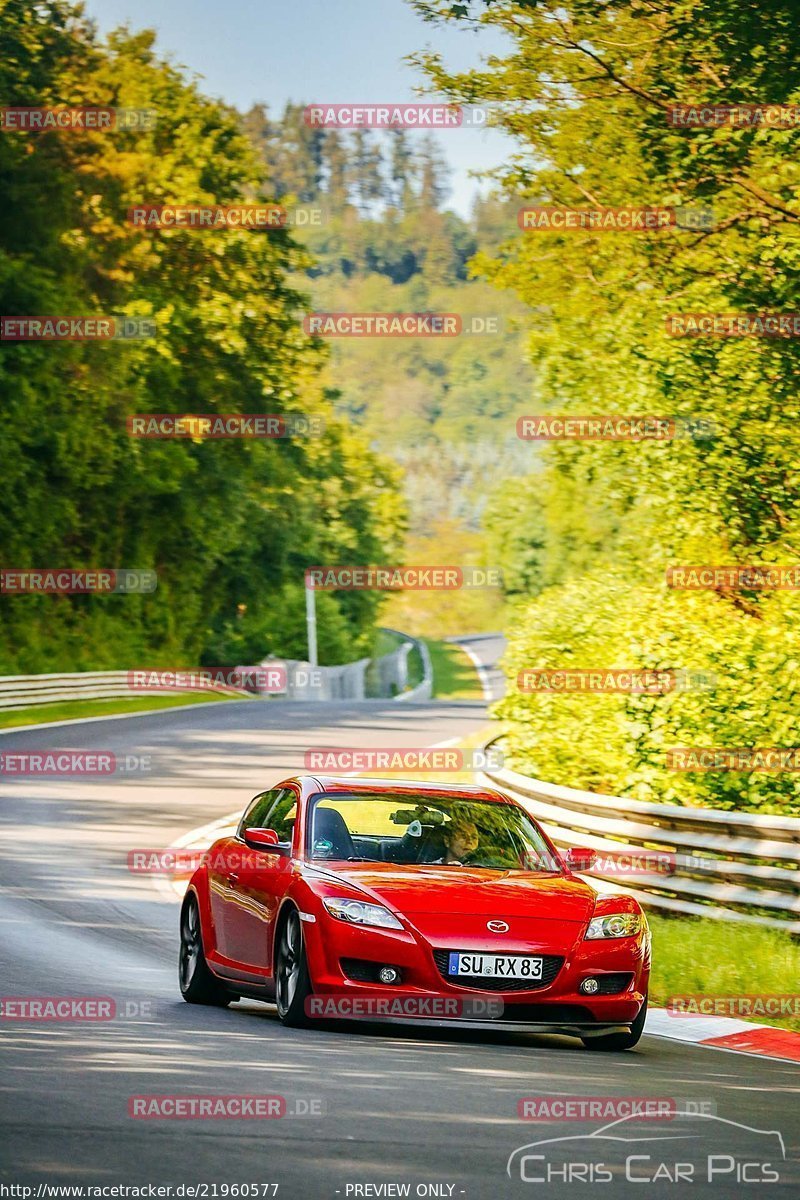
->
(241, 103, 536, 534)
(0, 0, 405, 671)
(494, 576, 800, 813)
(380, 520, 506, 637)
(415, 0, 800, 812)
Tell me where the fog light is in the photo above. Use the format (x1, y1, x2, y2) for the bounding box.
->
(581, 977, 599, 995)
(379, 966, 400, 984)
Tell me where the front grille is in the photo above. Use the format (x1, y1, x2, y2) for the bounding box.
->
(432, 949, 564, 992)
(592, 973, 633, 995)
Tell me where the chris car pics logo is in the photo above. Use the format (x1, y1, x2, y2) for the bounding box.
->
(507, 1112, 784, 1185)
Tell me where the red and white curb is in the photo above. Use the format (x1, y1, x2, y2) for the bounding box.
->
(645, 1007, 800, 1063)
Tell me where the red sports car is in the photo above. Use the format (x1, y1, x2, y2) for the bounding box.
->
(179, 776, 650, 1050)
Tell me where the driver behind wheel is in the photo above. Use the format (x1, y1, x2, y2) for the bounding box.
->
(429, 818, 479, 865)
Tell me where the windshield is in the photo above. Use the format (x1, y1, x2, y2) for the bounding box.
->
(307, 793, 559, 872)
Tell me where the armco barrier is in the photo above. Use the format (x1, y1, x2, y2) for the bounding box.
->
(0, 629, 434, 712)
(260, 629, 433, 702)
(261, 657, 370, 702)
(380, 627, 433, 702)
(0, 671, 252, 711)
(480, 739, 800, 933)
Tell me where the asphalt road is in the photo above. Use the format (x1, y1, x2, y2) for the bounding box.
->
(1, 635, 798, 1199)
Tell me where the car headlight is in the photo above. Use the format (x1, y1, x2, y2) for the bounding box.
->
(323, 897, 403, 930)
(585, 912, 642, 940)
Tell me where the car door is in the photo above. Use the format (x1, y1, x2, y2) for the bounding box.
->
(210, 787, 297, 976)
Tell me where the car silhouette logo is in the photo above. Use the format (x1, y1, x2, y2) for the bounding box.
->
(487, 920, 509, 933)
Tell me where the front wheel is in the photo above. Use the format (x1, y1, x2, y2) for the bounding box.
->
(582, 996, 647, 1051)
(275, 909, 313, 1027)
(179, 894, 232, 1006)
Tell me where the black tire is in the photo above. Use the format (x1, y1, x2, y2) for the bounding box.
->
(275, 908, 313, 1027)
(179, 894, 232, 1007)
(582, 996, 647, 1051)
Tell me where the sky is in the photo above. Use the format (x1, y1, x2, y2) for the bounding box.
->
(82, 0, 517, 217)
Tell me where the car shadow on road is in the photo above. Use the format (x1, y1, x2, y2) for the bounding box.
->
(230, 998, 602, 1055)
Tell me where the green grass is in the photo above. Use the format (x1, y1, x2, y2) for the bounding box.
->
(425, 638, 484, 700)
(0, 692, 249, 730)
(649, 913, 800, 1031)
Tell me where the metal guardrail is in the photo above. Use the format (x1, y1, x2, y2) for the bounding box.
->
(0, 671, 251, 711)
(0, 628, 434, 712)
(481, 738, 800, 933)
(264, 628, 433, 702)
(380, 627, 433, 702)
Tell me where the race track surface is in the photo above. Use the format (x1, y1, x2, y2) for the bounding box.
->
(1, 637, 798, 1198)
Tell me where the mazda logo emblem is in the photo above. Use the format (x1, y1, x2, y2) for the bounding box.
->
(487, 920, 509, 933)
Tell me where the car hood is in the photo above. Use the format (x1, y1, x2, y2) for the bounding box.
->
(309, 863, 597, 922)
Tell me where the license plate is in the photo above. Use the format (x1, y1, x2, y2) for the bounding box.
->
(448, 953, 543, 980)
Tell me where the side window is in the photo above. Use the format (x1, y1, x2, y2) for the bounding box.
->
(238, 790, 280, 837)
(268, 791, 298, 844)
(238, 788, 297, 845)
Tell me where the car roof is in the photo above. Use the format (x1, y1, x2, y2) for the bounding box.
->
(299, 774, 512, 804)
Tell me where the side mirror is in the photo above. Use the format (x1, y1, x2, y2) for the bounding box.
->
(243, 827, 287, 854)
(565, 847, 597, 873)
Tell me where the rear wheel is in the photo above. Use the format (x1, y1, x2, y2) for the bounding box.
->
(582, 996, 647, 1051)
(179, 894, 231, 1007)
(275, 909, 313, 1027)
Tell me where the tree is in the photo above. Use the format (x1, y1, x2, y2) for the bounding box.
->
(0, 0, 405, 671)
(324, 130, 350, 209)
(388, 128, 416, 211)
(351, 130, 385, 213)
(417, 134, 450, 210)
(410, 0, 800, 811)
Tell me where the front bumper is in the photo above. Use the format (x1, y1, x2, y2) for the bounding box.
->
(301, 909, 649, 1027)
